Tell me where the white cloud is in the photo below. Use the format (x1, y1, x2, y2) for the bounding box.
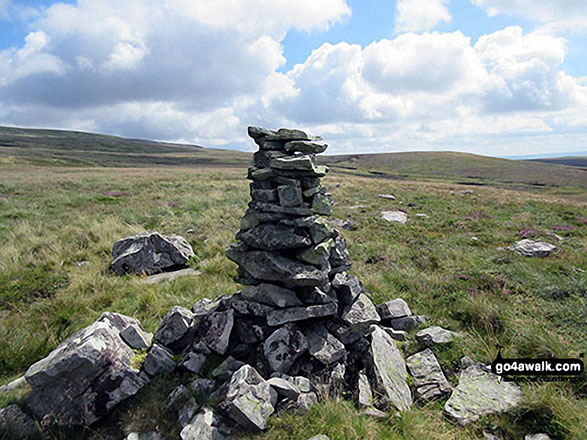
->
(395, 0, 451, 32)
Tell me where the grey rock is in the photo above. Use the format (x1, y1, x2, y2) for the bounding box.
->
(119, 318, 151, 350)
(284, 140, 328, 154)
(525, 435, 553, 440)
(483, 432, 504, 440)
(360, 407, 387, 418)
(254, 202, 314, 216)
(165, 385, 190, 412)
(240, 223, 311, 250)
(302, 323, 346, 366)
(0, 404, 41, 439)
(311, 193, 332, 216)
(509, 239, 557, 257)
(196, 310, 234, 355)
(153, 306, 193, 348)
(143, 343, 176, 376)
(271, 374, 312, 393)
(233, 319, 267, 344)
(125, 432, 166, 440)
(251, 188, 278, 203)
(263, 323, 309, 373)
(382, 327, 408, 341)
(189, 378, 217, 396)
(253, 150, 287, 168)
(327, 363, 346, 397)
(221, 365, 274, 431)
(365, 325, 412, 411)
(416, 326, 459, 346)
(248, 126, 274, 140)
(24, 312, 149, 425)
(357, 371, 373, 408)
(329, 236, 351, 270)
(231, 297, 276, 317)
(265, 128, 318, 142)
(270, 155, 315, 171)
(267, 302, 338, 326)
(247, 167, 276, 181)
(180, 350, 208, 374)
(180, 407, 226, 440)
(299, 216, 336, 243)
(297, 239, 334, 269)
(378, 194, 396, 200)
(296, 285, 337, 305)
(212, 356, 246, 381)
(406, 348, 452, 401)
(332, 272, 363, 305)
(0, 376, 26, 395)
(110, 232, 194, 276)
(240, 284, 302, 308)
(291, 391, 317, 414)
(381, 210, 408, 224)
(267, 377, 301, 400)
(341, 294, 380, 330)
(192, 296, 230, 315)
(226, 248, 329, 287)
(389, 315, 426, 331)
(329, 217, 357, 231)
(376, 299, 411, 320)
(278, 185, 303, 207)
(444, 360, 523, 424)
(178, 398, 200, 428)
(139, 268, 200, 284)
(308, 436, 330, 440)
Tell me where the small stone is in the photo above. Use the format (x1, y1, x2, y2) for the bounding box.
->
(248, 167, 276, 181)
(302, 323, 346, 366)
(389, 315, 426, 331)
(180, 351, 207, 374)
(267, 303, 338, 326)
(311, 193, 332, 216)
(165, 385, 190, 412)
(233, 319, 267, 344)
(378, 194, 395, 200)
(376, 299, 411, 320)
(125, 432, 166, 440)
(296, 285, 337, 305)
(509, 239, 557, 257)
(120, 324, 153, 350)
(195, 310, 234, 355)
(153, 306, 193, 349)
(139, 268, 200, 285)
(361, 407, 387, 418)
(231, 297, 275, 317)
(406, 348, 452, 401)
(381, 211, 408, 224)
(267, 377, 301, 400)
(416, 326, 459, 346)
(284, 140, 328, 154)
(341, 294, 380, 329)
(143, 343, 176, 376)
(357, 371, 373, 409)
(329, 236, 351, 270)
(415, 213, 429, 218)
(263, 323, 309, 373)
(332, 272, 363, 305)
(278, 185, 303, 207)
(0, 404, 41, 439)
(271, 155, 315, 171)
(265, 128, 318, 142)
(251, 188, 278, 203)
(329, 217, 357, 231)
(308, 436, 330, 440)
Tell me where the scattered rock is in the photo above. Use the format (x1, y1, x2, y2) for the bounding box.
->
(444, 358, 523, 424)
(139, 268, 200, 284)
(389, 315, 426, 331)
(360, 407, 388, 418)
(406, 348, 452, 401)
(143, 343, 176, 376)
(378, 194, 396, 200)
(329, 217, 357, 231)
(376, 298, 411, 320)
(308, 436, 330, 440)
(109, 232, 194, 276)
(415, 213, 429, 218)
(509, 239, 557, 257)
(0, 404, 41, 439)
(416, 326, 460, 346)
(381, 210, 408, 224)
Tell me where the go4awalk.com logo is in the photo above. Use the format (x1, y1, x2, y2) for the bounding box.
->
(491, 347, 584, 382)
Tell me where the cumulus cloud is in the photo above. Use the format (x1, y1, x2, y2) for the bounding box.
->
(395, 0, 451, 32)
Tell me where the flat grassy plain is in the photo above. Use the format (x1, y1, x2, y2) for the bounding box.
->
(0, 162, 585, 439)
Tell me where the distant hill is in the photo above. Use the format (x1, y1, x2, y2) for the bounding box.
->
(528, 156, 587, 168)
(0, 126, 251, 167)
(1, 126, 585, 191)
(319, 151, 587, 190)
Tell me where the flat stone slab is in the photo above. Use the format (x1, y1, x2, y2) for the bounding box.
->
(444, 360, 523, 424)
(381, 210, 408, 224)
(139, 268, 200, 284)
(509, 239, 557, 257)
(267, 303, 338, 326)
(240, 284, 302, 308)
(406, 348, 452, 401)
(416, 326, 460, 346)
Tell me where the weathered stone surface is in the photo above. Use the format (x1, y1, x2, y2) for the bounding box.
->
(192, 296, 230, 315)
(509, 239, 557, 257)
(302, 323, 346, 366)
(110, 232, 194, 276)
(406, 348, 452, 401)
(284, 140, 328, 154)
(311, 193, 332, 216)
(329, 236, 351, 270)
(267, 303, 338, 326)
(341, 294, 380, 329)
(221, 365, 274, 431)
(525, 435, 553, 440)
(265, 128, 318, 142)
(376, 299, 411, 320)
(212, 356, 246, 381)
(120, 323, 152, 350)
(153, 306, 193, 348)
(326, 363, 346, 397)
(180, 407, 226, 440)
(365, 325, 412, 411)
(263, 323, 309, 373)
(253, 150, 287, 168)
(416, 326, 459, 346)
(297, 239, 334, 269)
(0, 404, 41, 439)
(271, 155, 315, 171)
(329, 217, 357, 231)
(234, 319, 267, 344)
(248, 126, 274, 140)
(389, 315, 426, 331)
(139, 268, 200, 285)
(381, 211, 408, 224)
(296, 285, 337, 305)
(143, 343, 176, 376)
(444, 359, 523, 424)
(378, 194, 396, 200)
(254, 202, 314, 216)
(231, 297, 275, 317)
(240, 283, 302, 308)
(178, 398, 199, 428)
(278, 185, 303, 207)
(267, 377, 301, 400)
(240, 223, 311, 250)
(180, 350, 208, 374)
(361, 407, 387, 418)
(195, 310, 234, 355)
(24, 312, 149, 425)
(165, 385, 190, 412)
(226, 248, 329, 287)
(248, 167, 276, 181)
(251, 188, 278, 203)
(332, 272, 363, 305)
(357, 371, 373, 408)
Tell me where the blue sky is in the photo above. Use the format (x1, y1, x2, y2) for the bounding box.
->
(0, 0, 586, 156)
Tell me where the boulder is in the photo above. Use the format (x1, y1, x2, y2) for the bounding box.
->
(24, 312, 149, 425)
(376, 298, 411, 320)
(416, 326, 459, 346)
(0, 404, 41, 439)
(220, 365, 274, 431)
(109, 232, 194, 275)
(263, 323, 309, 373)
(406, 348, 452, 401)
(444, 358, 523, 424)
(509, 239, 557, 257)
(381, 211, 408, 224)
(365, 325, 412, 411)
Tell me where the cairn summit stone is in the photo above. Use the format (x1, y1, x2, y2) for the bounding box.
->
(110, 232, 194, 275)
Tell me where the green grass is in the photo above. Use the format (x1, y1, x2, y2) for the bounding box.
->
(0, 163, 585, 439)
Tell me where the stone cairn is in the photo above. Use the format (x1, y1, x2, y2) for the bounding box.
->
(9, 127, 524, 440)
